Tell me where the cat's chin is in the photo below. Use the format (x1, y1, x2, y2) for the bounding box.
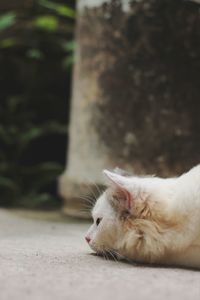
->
(88, 242, 116, 258)
(88, 241, 101, 253)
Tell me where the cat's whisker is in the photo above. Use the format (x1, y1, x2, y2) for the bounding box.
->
(85, 182, 98, 201)
(101, 250, 109, 261)
(78, 195, 94, 204)
(112, 250, 132, 263)
(112, 251, 120, 262)
(79, 208, 91, 213)
(107, 250, 118, 262)
(82, 202, 93, 209)
(104, 251, 110, 261)
(101, 252, 106, 261)
(80, 192, 94, 200)
(80, 203, 93, 211)
(87, 179, 104, 201)
(79, 201, 93, 210)
(109, 249, 124, 261)
(92, 182, 103, 198)
(78, 199, 95, 211)
(80, 208, 91, 213)
(77, 194, 95, 215)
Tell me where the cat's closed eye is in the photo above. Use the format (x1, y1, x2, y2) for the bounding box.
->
(96, 218, 102, 226)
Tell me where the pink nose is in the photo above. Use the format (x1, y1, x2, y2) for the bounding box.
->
(85, 236, 91, 243)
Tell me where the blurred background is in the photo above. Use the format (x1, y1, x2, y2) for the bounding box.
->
(0, 0, 75, 209)
(1, 0, 200, 214)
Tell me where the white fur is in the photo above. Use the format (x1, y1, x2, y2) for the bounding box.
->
(86, 165, 200, 269)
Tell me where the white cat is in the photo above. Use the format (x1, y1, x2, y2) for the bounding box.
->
(85, 165, 200, 269)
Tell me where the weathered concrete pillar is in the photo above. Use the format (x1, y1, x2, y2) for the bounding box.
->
(59, 0, 200, 218)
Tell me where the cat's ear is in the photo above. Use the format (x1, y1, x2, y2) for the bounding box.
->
(103, 170, 129, 187)
(103, 170, 132, 209)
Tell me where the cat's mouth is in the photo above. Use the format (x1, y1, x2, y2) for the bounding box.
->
(88, 242, 115, 258)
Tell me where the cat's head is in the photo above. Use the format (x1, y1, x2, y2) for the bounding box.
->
(85, 169, 174, 261)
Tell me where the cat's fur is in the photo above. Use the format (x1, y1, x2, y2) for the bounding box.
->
(85, 165, 200, 268)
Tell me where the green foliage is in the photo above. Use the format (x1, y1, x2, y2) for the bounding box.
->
(0, 12, 16, 30)
(62, 40, 75, 52)
(0, 0, 75, 209)
(34, 15, 59, 31)
(39, 0, 75, 18)
(26, 48, 44, 59)
(0, 37, 17, 48)
(0, 1, 75, 65)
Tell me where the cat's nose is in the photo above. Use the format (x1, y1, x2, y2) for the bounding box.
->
(85, 236, 91, 243)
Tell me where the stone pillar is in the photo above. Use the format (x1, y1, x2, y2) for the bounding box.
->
(59, 0, 200, 218)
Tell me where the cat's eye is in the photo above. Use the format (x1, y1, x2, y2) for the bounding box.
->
(96, 218, 102, 226)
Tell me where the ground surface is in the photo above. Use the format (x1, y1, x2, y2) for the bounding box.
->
(0, 209, 200, 300)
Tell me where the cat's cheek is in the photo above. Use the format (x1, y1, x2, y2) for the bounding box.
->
(89, 229, 107, 253)
(86, 230, 103, 252)
(88, 241, 99, 252)
(96, 223, 118, 250)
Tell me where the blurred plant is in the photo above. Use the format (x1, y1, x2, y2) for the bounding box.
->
(0, 0, 75, 208)
(34, 15, 59, 31)
(39, 0, 75, 18)
(0, 12, 16, 30)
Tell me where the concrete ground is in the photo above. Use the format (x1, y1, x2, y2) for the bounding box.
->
(0, 209, 200, 300)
